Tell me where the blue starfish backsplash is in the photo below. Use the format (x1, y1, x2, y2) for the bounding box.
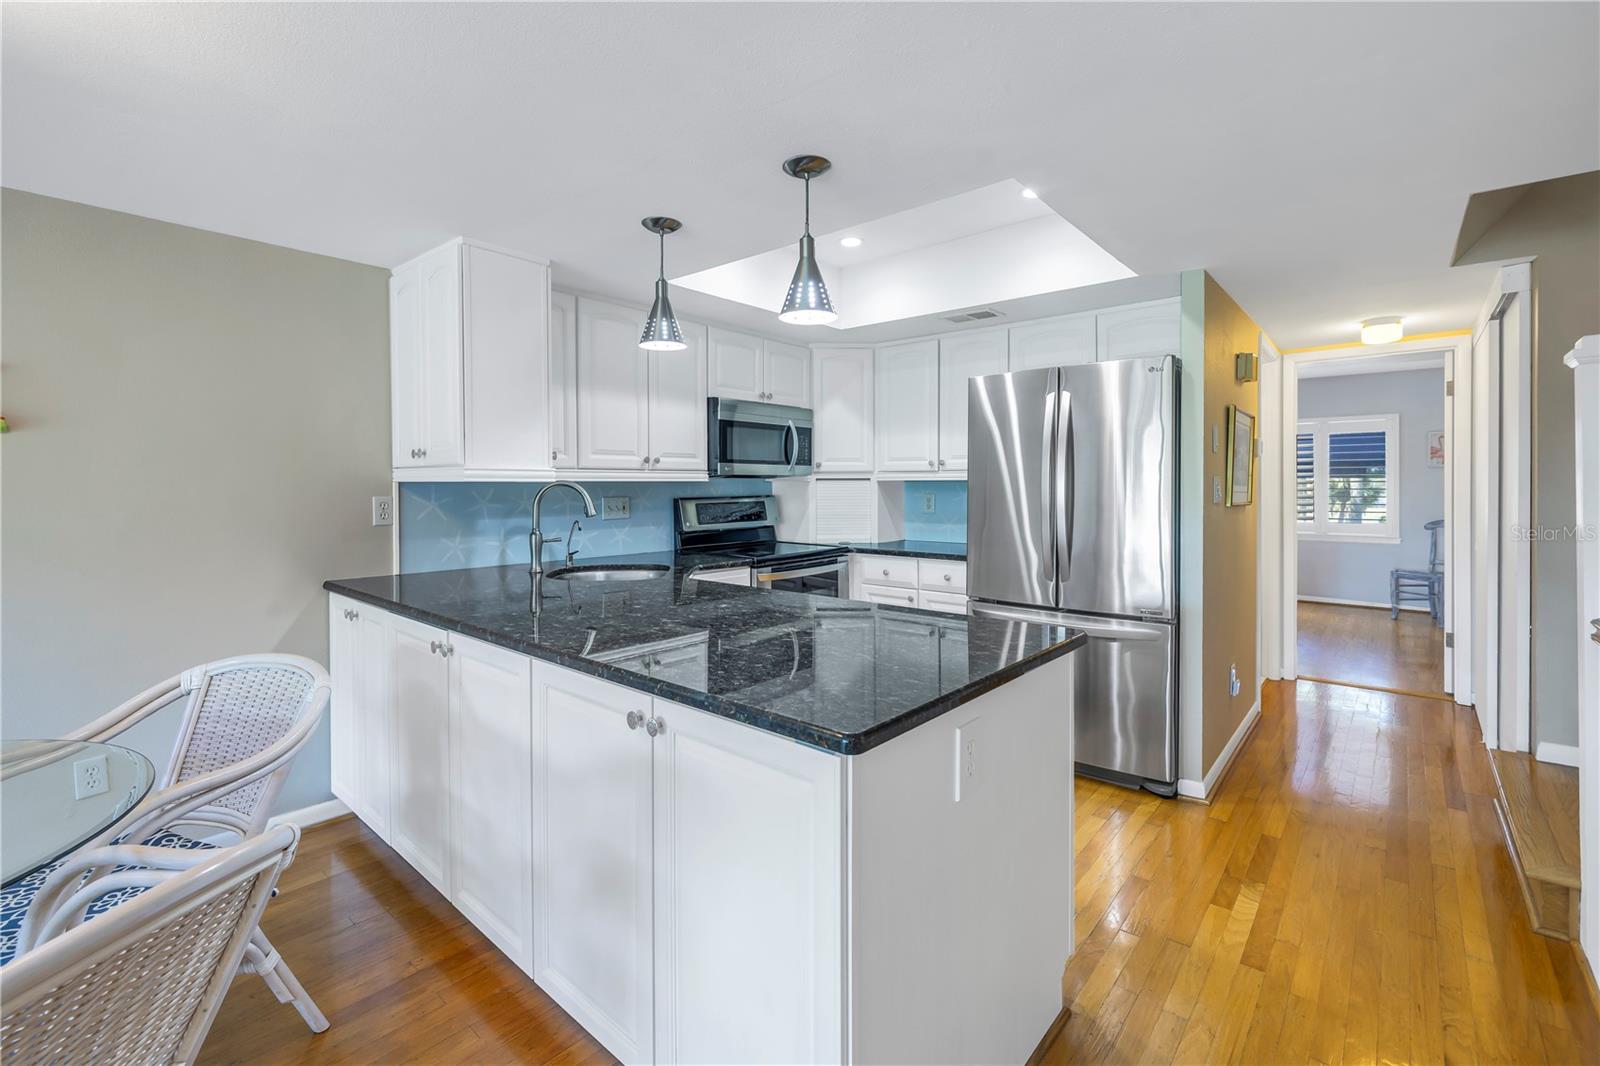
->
(398, 479, 773, 573)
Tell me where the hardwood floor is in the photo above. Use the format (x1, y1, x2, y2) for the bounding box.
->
(1490, 749, 1582, 940)
(202, 678, 1599, 1065)
(1297, 601, 1446, 697)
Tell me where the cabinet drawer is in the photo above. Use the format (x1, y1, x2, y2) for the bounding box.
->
(917, 590, 969, 615)
(917, 559, 967, 593)
(856, 555, 918, 588)
(858, 582, 919, 608)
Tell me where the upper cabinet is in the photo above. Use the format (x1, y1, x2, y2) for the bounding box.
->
(549, 291, 578, 469)
(577, 297, 708, 473)
(1096, 297, 1181, 362)
(812, 347, 874, 474)
(875, 339, 940, 473)
(390, 238, 551, 475)
(648, 321, 709, 472)
(937, 330, 1008, 472)
(709, 328, 811, 406)
(1009, 311, 1095, 371)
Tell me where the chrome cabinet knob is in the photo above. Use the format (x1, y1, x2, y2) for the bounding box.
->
(626, 710, 644, 730)
(938, 458, 946, 467)
(881, 568, 889, 576)
(906, 595, 915, 603)
(429, 640, 441, 655)
(652, 456, 661, 466)
(645, 716, 663, 737)
(641, 456, 650, 466)
(927, 459, 935, 468)
(943, 573, 951, 582)
(551, 449, 558, 461)
(815, 461, 822, 470)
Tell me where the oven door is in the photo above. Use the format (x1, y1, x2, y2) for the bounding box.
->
(755, 558, 846, 598)
(710, 398, 813, 477)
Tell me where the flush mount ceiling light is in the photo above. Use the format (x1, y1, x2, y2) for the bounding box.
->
(639, 217, 687, 351)
(1360, 316, 1403, 345)
(1020, 187, 1039, 200)
(839, 236, 863, 248)
(778, 155, 838, 325)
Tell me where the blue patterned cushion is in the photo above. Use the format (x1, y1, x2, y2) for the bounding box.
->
(0, 830, 216, 966)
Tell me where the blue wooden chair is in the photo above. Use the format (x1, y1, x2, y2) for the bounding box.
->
(1391, 519, 1444, 623)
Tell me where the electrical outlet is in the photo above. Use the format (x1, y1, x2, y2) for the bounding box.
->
(954, 717, 981, 802)
(73, 754, 109, 800)
(1229, 663, 1242, 697)
(601, 496, 630, 520)
(923, 493, 936, 513)
(372, 495, 394, 527)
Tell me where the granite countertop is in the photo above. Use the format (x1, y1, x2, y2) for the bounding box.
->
(325, 552, 1080, 755)
(844, 540, 967, 561)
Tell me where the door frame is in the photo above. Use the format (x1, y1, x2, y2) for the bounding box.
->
(1260, 332, 1475, 702)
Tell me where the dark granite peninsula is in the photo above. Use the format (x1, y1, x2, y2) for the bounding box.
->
(841, 539, 968, 560)
(324, 552, 1081, 1064)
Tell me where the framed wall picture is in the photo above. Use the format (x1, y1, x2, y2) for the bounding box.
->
(1427, 429, 1445, 467)
(1224, 404, 1255, 507)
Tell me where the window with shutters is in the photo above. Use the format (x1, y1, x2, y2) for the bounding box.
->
(1295, 414, 1400, 541)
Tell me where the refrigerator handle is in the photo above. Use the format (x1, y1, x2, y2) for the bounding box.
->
(1042, 370, 1060, 590)
(1053, 389, 1073, 585)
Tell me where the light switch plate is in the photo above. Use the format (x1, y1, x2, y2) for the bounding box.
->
(601, 496, 630, 520)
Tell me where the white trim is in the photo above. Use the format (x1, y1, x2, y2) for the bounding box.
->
(1564, 334, 1600, 368)
(267, 798, 351, 831)
(1176, 697, 1261, 801)
(1297, 595, 1428, 613)
(1536, 742, 1581, 769)
(1294, 413, 1401, 541)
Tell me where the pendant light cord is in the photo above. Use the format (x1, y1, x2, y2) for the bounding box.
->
(803, 176, 812, 237)
(658, 230, 666, 281)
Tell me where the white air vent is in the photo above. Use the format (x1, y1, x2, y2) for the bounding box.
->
(814, 480, 875, 543)
(943, 307, 1005, 323)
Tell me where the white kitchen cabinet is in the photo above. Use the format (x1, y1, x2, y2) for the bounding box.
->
(390, 239, 553, 474)
(577, 297, 652, 471)
(874, 339, 940, 473)
(917, 589, 970, 615)
(1096, 297, 1181, 362)
(532, 664, 656, 1065)
(448, 633, 534, 975)
(763, 339, 812, 407)
(328, 597, 392, 839)
(647, 321, 708, 472)
(386, 614, 453, 896)
(1009, 311, 1096, 371)
(858, 582, 919, 608)
(652, 699, 843, 1066)
(812, 347, 874, 474)
(937, 330, 1008, 472)
(709, 328, 811, 405)
(327, 596, 359, 808)
(549, 290, 578, 468)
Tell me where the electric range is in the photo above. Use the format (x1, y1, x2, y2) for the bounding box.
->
(675, 495, 849, 597)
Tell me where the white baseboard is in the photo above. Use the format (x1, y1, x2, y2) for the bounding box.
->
(267, 798, 351, 830)
(1536, 741, 1581, 768)
(1297, 595, 1429, 613)
(1177, 697, 1263, 801)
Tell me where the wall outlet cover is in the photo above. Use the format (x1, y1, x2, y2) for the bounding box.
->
(923, 493, 936, 513)
(73, 754, 109, 800)
(372, 495, 394, 527)
(601, 496, 630, 520)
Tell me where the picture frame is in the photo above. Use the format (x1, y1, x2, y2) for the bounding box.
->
(1427, 429, 1445, 467)
(1224, 404, 1255, 507)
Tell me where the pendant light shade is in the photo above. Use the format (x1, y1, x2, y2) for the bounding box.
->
(639, 217, 687, 351)
(778, 155, 838, 326)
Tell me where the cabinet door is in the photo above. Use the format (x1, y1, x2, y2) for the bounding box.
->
(812, 347, 874, 473)
(874, 339, 939, 473)
(652, 700, 843, 1066)
(762, 339, 811, 407)
(449, 633, 534, 975)
(327, 597, 359, 807)
(549, 291, 579, 469)
(938, 330, 1008, 472)
(577, 298, 651, 471)
(708, 328, 763, 401)
(917, 589, 970, 615)
(532, 665, 654, 1065)
(1097, 297, 1180, 362)
(417, 243, 465, 467)
(463, 246, 549, 472)
(354, 607, 392, 839)
(648, 320, 708, 472)
(387, 614, 452, 894)
(858, 582, 919, 608)
(1009, 312, 1096, 371)
(389, 263, 424, 467)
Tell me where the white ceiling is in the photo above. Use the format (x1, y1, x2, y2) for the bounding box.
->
(4, 2, 1596, 349)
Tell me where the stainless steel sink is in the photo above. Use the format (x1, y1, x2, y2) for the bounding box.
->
(547, 565, 669, 583)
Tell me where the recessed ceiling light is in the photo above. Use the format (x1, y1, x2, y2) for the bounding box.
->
(1020, 187, 1039, 200)
(839, 236, 863, 248)
(1360, 317, 1403, 345)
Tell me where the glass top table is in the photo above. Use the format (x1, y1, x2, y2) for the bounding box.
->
(1, 740, 155, 885)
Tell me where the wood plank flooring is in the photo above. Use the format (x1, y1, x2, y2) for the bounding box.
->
(200, 678, 1598, 1065)
(1490, 749, 1582, 939)
(1297, 601, 1446, 697)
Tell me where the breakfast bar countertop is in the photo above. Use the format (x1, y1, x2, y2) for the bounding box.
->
(325, 552, 1079, 755)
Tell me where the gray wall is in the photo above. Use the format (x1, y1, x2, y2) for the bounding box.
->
(1456, 171, 1599, 749)
(1297, 369, 1446, 606)
(1, 189, 392, 813)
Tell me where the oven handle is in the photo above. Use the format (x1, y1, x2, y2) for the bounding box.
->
(785, 420, 798, 474)
(756, 559, 847, 582)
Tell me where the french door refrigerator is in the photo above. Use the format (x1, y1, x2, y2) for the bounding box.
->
(967, 355, 1179, 794)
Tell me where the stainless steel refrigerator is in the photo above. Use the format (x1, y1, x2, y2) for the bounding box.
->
(966, 355, 1179, 794)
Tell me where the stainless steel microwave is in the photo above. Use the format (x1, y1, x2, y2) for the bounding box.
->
(707, 398, 813, 477)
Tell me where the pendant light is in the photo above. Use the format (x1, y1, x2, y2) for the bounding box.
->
(639, 217, 687, 351)
(778, 155, 838, 325)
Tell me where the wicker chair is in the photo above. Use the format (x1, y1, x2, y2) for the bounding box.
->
(3, 654, 331, 1032)
(0, 826, 301, 1066)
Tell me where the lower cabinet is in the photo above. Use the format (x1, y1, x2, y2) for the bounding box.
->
(387, 614, 454, 895)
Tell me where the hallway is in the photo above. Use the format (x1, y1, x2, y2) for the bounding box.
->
(1297, 600, 1447, 697)
(1044, 678, 1599, 1064)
